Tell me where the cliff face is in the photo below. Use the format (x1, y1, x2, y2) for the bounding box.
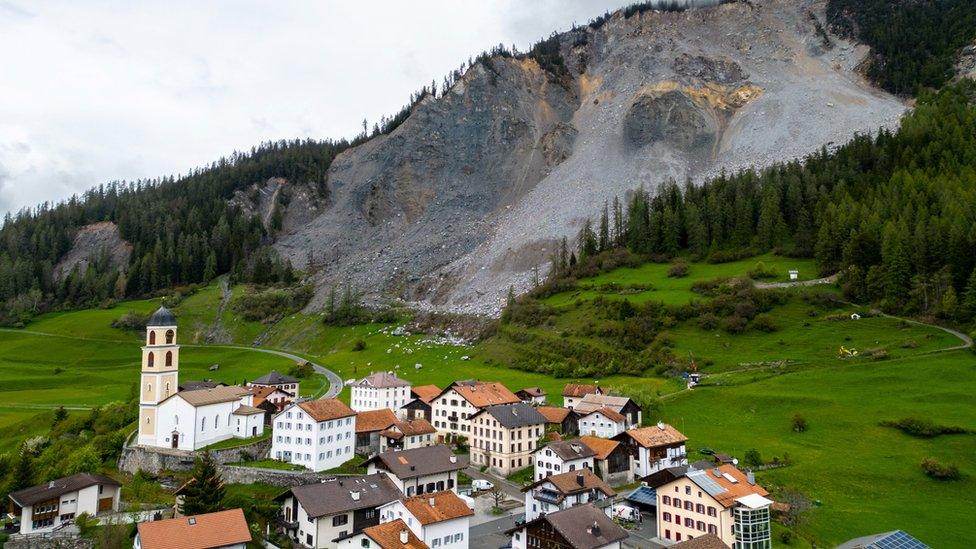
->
(273, 0, 905, 315)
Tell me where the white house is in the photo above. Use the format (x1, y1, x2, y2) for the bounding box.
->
(364, 445, 469, 497)
(522, 469, 615, 522)
(135, 508, 252, 549)
(429, 380, 520, 440)
(7, 473, 121, 535)
(271, 398, 356, 472)
(577, 409, 628, 439)
(352, 372, 412, 414)
(376, 491, 473, 549)
(379, 418, 438, 453)
(573, 394, 642, 430)
(515, 387, 547, 405)
(507, 504, 628, 549)
(533, 439, 596, 481)
(248, 370, 300, 397)
(137, 307, 265, 450)
(561, 384, 603, 409)
(614, 423, 688, 478)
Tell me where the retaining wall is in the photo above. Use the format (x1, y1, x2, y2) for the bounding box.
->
(118, 438, 271, 475)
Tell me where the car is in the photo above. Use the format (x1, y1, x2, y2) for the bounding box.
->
(472, 479, 494, 491)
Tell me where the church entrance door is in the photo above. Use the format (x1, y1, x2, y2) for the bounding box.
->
(171, 433, 179, 448)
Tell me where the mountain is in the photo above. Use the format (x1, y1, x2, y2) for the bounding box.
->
(268, 0, 904, 315)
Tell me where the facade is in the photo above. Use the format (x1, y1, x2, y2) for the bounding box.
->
(402, 385, 441, 421)
(573, 394, 642, 429)
(651, 465, 772, 548)
(277, 473, 402, 548)
(356, 409, 400, 455)
(614, 423, 688, 477)
(561, 384, 603, 409)
(469, 402, 547, 476)
(138, 307, 181, 446)
(536, 406, 579, 436)
(376, 491, 473, 549)
(515, 387, 547, 405)
(508, 504, 628, 549)
(251, 385, 295, 412)
(430, 380, 520, 440)
(7, 473, 121, 535)
(577, 409, 627, 438)
(338, 519, 429, 549)
(135, 508, 251, 549)
(364, 445, 468, 497)
(271, 398, 356, 471)
(379, 418, 437, 453)
(351, 372, 412, 413)
(522, 468, 615, 521)
(249, 370, 300, 396)
(579, 436, 633, 486)
(533, 439, 596, 481)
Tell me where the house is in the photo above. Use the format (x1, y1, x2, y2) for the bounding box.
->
(134, 508, 251, 549)
(573, 394, 641, 429)
(614, 422, 687, 477)
(379, 418, 438, 453)
(522, 468, 615, 521)
(356, 409, 400, 455)
(469, 402, 547, 476)
(248, 370, 300, 396)
(577, 408, 628, 438)
(338, 519, 429, 549)
(277, 473, 403, 548)
(561, 384, 603, 409)
(402, 385, 441, 421)
(508, 504, 628, 549)
(375, 490, 474, 549)
(271, 398, 356, 471)
(533, 439, 596, 481)
(7, 473, 121, 535)
(364, 445, 468, 497)
(515, 387, 547, 405)
(835, 530, 930, 549)
(580, 436, 632, 486)
(251, 385, 295, 412)
(669, 534, 731, 549)
(536, 406, 579, 436)
(352, 372, 413, 413)
(429, 380, 520, 440)
(137, 307, 265, 450)
(651, 464, 772, 547)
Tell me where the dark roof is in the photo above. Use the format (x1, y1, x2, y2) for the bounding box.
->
(9, 473, 120, 507)
(641, 466, 688, 489)
(472, 402, 547, 429)
(147, 306, 177, 327)
(363, 445, 468, 480)
(533, 439, 597, 461)
(670, 534, 730, 549)
(252, 370, 298, 385)
(279, 473, 401, 518)
(178, 380, 225, 392)
(507, 504, 628, 549)
(517, 387, 546, 397)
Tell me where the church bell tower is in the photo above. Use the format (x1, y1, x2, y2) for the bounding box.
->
(137, 306, 180, 446)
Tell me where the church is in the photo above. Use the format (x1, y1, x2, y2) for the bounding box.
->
(137, 307, 266, 450)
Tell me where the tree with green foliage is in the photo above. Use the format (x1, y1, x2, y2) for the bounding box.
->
(961, 268, 976, 323)
(177, 451, 225, 516)
(9, 446, 34, 493)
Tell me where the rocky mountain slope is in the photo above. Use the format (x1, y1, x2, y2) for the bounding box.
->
(272, 0, 905, 315)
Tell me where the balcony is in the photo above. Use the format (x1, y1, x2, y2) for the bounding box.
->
(533, 489, 563, 506)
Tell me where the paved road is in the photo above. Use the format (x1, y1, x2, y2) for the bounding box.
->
(466, 467, 525, 501)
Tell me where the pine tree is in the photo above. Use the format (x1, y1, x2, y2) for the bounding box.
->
(203, 251, 217, 282)
(178, 451, 225, 516)
(558, 237, 568, 273)
(941, 286, 958, 320)
(598, 202, 610, 252)
(960, 268, 976, 322)
(9, 446, 34, 493)
(577, 219, 598, 261)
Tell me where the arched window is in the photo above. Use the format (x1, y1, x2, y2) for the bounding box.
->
(708, 524, 717, 535)
(147, 352, 154, 367)
(174, 415, 179, 425)
(165, 382, 170, 395)
(165, 351, 173, 367)
(149, 331, 156, 345)
(147, 383, 152, 393)
(214, 416, 218, 429)
(165, 330, 174, 344)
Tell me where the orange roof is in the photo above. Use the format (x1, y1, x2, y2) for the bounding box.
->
(363, 518, 428, 549)
(562, 383, 602, 398)
(357, 409, 399, 433)
(622, 423, 687, 448)
(451, 382, 519, 408)
(412, 385, 442, 404)
(582, 407, 626, 423)
(298, 399, 355, 422)
(688, 465, 770, 508)
(579, 436, 620, 460)
(537, 406, 571, 423)
(136, 508, 251, 549)
(380, 418, 437, 439)
(401, 490, 474, 525)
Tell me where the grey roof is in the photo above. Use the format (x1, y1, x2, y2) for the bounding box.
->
(574, 394, 634, 415)
(534, 439, 597, 461)
(178, 380, 225, 392)
(835, 530, 930, 549)
(282, 473, 401, 518)
(252, 370, 298, 385)
(624, 486, 657, 507)
(9, 473, 120, 507)
(686, 469, 726, 498)
(508, 504, 628, 549)
(670, 534, 730, 549)
(147, 306, 177, 327)
(358, 372, 411, 388)
(363, 445, 468, 480)
(474, 402, 547, 429)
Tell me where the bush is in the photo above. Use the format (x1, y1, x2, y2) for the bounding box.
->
(721, 315, 748, 334)
(111, 310, 148, 331)
(791, 414, 808, 433)
(232, 284, 313, 323)
(747, 261, 778, 279)
(920, 457, 960, 480)
(751, 314, 778, 332)
(744, 448, 763, 467)
(881, 417, 971, 438)
(352, 338, 367, 351)
(287, 362, 314, 379)
(668, 261, 689, 278)
(698, 313, 719, 330)
(779, 530, 795, 544)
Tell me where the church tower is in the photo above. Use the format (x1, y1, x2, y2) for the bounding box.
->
(137, 306, 180, 446)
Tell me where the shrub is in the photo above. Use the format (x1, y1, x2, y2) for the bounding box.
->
(352, 338, 367, 351)
(233, 284, 313, 323)
(287, 362, 314, 379)
(744, 448, 763, 467)
(751, 314, 778, 332)
(791, 414, 808, 433)
(734, 300, 757, 320)
(668, 261, 689, 278)
(721, 315, 748, 334)
(111, 310, 148, 331)
(920, 457, 960, 480)
(881, 417, 971, 438)
(747, 261, 778, 279)
(698, 313, 719, 330)
(779, 530, 795, 544)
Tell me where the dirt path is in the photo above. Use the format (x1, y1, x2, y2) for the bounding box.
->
(753, 273, 839, 289)
(205, 276, 233, 343)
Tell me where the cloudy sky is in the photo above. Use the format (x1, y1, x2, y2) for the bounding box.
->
(0, 0, 635, 216)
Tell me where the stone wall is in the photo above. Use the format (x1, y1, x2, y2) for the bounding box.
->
(219, 466, 344, 487)
(118, 438, 271, 475)
(4, 533, 93, 549)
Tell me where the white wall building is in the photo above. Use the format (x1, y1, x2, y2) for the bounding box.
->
(561, 384, 603, 410)
(271, 398, 356, 472)
(523, 469, 615, 522)
(577, 409, 627, 439)
(364, 445, 468, 497)
(533, 440, 596, 482)
(8, 473, 121, 535)
(614, 423, 688, 478)
(376, 491, 473, 549)
(352, 372, 413, 414)
(429, 380, 520, 440)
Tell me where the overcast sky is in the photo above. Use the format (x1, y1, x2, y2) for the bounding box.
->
(0, 0, 635, 216)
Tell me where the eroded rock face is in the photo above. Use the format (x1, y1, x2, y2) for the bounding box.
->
(55, 221, 131, 279)
(624, 90, 716, 151)
(672, 53, 748, 85)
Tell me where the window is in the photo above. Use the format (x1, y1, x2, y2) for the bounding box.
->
(685, 485, 692, 495)
(696, 521, 705, 532)
(696, 503, 705, 514)
(708, 524, 718, 535)
(662, 496, 671, 505)
(201, 417, 205, 431)
(361, 539, 370, 548)
(673, 498, 681, 507)
(147, 352, 154, 367)
(707, 506, 717, 517)
(165, 351, 173, 366)
(332, 514, 348, 526)
(685, 517, 694, 528)
(684, 501, 693, 511)
(663, 512, 672, 522)
(149, 331, 156, 345)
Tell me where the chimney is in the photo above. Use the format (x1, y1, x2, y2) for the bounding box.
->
(657, 421, 666, 430)
(399, 529, 409, 544)
(429, 497, 436, 507)
(747, 470, 756, 485)
(49, 481, 55, 489)
(576, 472, 585, 487)
(449, 455, 457, 464)
(587, 521, 601, 537)
(350, 490, 360, 501)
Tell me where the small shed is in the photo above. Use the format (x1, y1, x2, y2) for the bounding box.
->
(788, 269, 799, 281)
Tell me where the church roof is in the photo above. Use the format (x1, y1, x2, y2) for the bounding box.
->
(177, 386, 250, 407)
(252, 370, 299, 385)
(147, 306, 177, 327)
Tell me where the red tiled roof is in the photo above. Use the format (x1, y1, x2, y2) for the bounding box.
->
(136, 509, 251, 549)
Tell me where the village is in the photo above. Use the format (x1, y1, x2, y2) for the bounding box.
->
(3, 308, 928, 549)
